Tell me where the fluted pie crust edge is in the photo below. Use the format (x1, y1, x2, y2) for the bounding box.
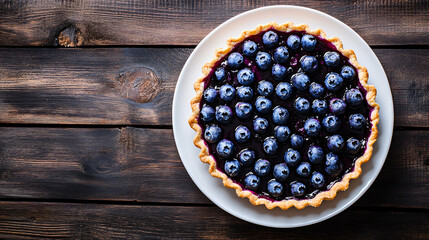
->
(188, 22, 380, 210)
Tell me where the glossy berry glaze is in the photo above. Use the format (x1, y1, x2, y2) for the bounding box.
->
(197, 29, 373, 201)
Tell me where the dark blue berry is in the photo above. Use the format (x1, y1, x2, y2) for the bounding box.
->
(275, 82, 293, 100)
(224, 159, 241, 177)
(242, 40, 258, 57)
(346, 88, 364, 107)
(216, 139, 235, 158)
(301, 34, 317, 51)
(290, 134, 304, 149)
(290, 181, 306, 197)
(215, 105, 233, 124)
(215, 68, 227, 81)
(346, 137, 362, 155)
(294, 97, 311, 113)
(238, 149, 256, 166)
(237, 68, 255, 86)
(284, 149, 301, 167)
(296, 162, 312, 177)
(274, 126, 291, 143)
(267, 180, 284, 197)
(300, 55, 319, 73)
(349, 114, 366, 130)
(311, 172, 325, 188)
(325, 72, 344, 92)
(227, 52, 243, 69)
(291, 72, 310, 91)
(204, 125, 222, 143)
(235, 125, 251, 143)
(273, 163, 290, 182)
(327, 135, 345, 153)
(312, 99, 328, 115)
(287, 35, 301, 50)
(200, 105, 215, 122)
(341, 66, 356, 81)
(253, 117, 269, 134)
(254, 159, 271, 177)
(263, 137, 278, 155)
(307, 145, 324, 164)
(257, 80, 274, 96)
(203, 88, 218, 103)
(255, 97, 273, 114)
(235, 102, 253, 120)
(322, 115, 341, 133)
(237, 86, 254, 101)
(255, 52, 273, 70)
(309, 82, 325, 98)
(272, 106, 289, 125)
(329, 98, 347, 115)
(219, 84, 236, 102)
(304, 118, 321, 137)
(244, 174, 260, 190)
(272, 64, 287, 81)
(324, 51, 341, 67)
(325, 152, 343, 177)
(273, 46, 289, 64)
(262, 30, 278, 49)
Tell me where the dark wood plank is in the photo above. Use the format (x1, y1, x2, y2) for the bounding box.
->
(0, 127, 427, 209)
(0, 202, 426, 239)
(0, 48, 427, 127)
(0, 0, 427, 46)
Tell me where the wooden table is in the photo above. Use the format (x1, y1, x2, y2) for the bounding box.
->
(0, 1, 427, 239)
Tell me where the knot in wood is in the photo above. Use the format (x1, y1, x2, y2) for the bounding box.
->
(117, 67, 161, 103)
(57, 25, 84, 47)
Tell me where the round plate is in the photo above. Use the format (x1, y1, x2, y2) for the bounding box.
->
(172, 5, 394, 228)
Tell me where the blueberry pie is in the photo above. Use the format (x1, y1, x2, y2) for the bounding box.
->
(189, 22, 379, 209)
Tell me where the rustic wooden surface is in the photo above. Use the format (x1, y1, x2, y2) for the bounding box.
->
(0, 0, 427, 239)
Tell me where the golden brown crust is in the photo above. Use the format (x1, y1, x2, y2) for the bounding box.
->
(189, 22, 380, 209)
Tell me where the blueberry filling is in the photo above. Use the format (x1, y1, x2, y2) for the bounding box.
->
(197, 30, 372, 201)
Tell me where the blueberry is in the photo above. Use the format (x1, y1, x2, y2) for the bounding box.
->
(272, 106, 289, 125)
(304, 118, 321, 137)
(346, 137, 362, 155)
(290, 181, 306, 197)
(275, 82, 293, 100)
(263, 137, 278, 155)
(219, 84, 236, 102)
(235, 125, 251, 143)
(244, 174, 260, 191)
(255, 97, 273, 114)
(242, 40, 258, 58)
(257, 80, 274, 96)
(216, 139, 235, 158)
(301, 34, 317, 51)
(272, 64, 287, 81)
(215, 68, 227, 82)
(203, 88, 218, 103)
(267, 180, 284, 198)
(215, 105, 233, 124)
(325, 152, 343, 177)
(227, 52, 244, 69)
(274, 126, 291, 143)
(349, 113, 366, 130)
(273, 46, 289, 64)
(300, 55, 319, 73)
(262, 30, 278, 49)
(255, 52, 273, 70)
(296, 162, 312, 177)
(237, 86, 254, 101)
(237, 68, 255, 86)
(235, 102, 253, 120)
(309, 82, 325, 98)
(311, 172, 326, 189)
(307, 145, 324, 164)
(329, 98, 347, 115)
(254, 159, 271, 177)
(341, 66, 356, 81)
(204, 125, 222, 143)
(291, 72, 310, 91)
(253, 117, 269, 134)
(224, 159, 241, 177)
(273, 163, 290, 182)
(294, 97, 311, 114)
(312, 99, 328, 115)
(284, 149, 301, 167)
(287, 35, 301, 50)
(324, 51, 341, 67)
(238, 149, 256, 166)
(322, 115, 341, 133)
(325, 72, 344, 92)
(327, 135, 345, 153)
(290, 134, 304, 149)
(346, 88, 364, 107)
(200, 105, 215, 122)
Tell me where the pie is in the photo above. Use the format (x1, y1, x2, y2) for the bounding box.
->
(188, 22, 379, 209)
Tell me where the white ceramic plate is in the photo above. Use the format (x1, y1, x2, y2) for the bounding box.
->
(172, 5, 394, 228)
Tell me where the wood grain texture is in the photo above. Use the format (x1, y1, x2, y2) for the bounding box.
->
(0, 0, 428, 46)
(0, 48, 427, 126)
(0, 127, 427, 209)
(0, 202, 427, 239)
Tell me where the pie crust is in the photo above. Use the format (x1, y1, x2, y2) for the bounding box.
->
(189, 22, 379, 209)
